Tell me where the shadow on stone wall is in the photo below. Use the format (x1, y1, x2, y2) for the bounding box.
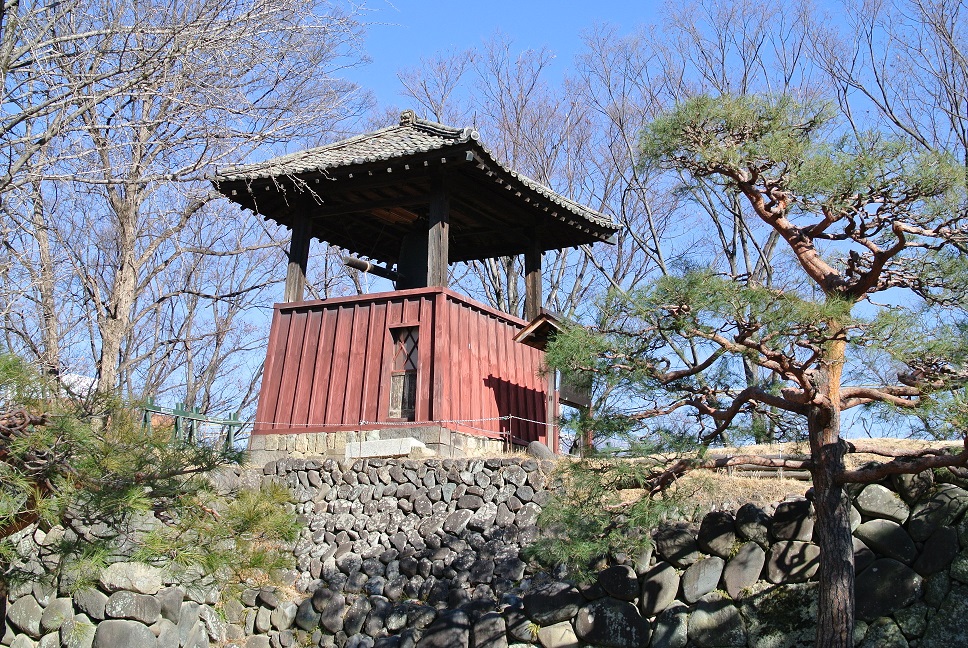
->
(5, 456, 968, 647)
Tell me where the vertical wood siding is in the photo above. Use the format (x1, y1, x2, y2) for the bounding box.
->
(254, 287, 549, 445)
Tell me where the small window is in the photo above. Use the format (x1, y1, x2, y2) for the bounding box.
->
(389, 326, 418, 420)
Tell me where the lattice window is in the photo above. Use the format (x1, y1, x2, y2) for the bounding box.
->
(389, 327, 418, 420)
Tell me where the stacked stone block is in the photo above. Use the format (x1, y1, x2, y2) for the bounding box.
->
(2, 562, 222, 648)
(8, 455, 968, 647)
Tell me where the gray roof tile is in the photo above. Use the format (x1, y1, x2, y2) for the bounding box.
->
(217, 111, 617, 232)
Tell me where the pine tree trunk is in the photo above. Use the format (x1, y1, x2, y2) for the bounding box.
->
(811, 422, 854, 648)
(810, 330, 854, 648)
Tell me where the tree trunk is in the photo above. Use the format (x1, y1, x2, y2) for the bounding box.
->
(30, 184, 61, 376)
(96, 198, 140, 395)
(810, 332, 854, 648)
(810, 423, 854, 647)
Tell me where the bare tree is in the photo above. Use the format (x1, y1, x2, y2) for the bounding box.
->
(1, 0, 371, 410)
(814, 0, 968, 166)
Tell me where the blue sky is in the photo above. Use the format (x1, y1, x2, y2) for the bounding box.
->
(348, 0, 661, 106)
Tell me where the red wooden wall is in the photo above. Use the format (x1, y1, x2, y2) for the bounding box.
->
(254, 287, 551, 445)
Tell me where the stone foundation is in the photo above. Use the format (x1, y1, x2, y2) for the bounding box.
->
(247, 427, 507, 465)
(8, 457, 968, 647)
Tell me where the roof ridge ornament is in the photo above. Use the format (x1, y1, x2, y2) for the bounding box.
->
(399, 110, 417, 126)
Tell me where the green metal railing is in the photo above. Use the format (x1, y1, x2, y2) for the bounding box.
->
(141, 398, 247, 449)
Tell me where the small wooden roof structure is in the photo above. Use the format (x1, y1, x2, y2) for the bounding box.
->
(213, 111, 618, 267)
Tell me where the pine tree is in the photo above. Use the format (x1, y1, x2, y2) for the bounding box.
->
(548, 94, 968, 647)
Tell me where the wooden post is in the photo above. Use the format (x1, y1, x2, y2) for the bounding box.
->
(284, 217, 311, 302)
(427, 175, 450, 287)
(546, 369, 558, 453)
(524, 235, 542, 321)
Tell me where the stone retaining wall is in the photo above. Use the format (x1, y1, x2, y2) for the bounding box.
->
(6, 456, 968, 648)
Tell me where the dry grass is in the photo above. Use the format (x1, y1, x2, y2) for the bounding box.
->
(710, 438, 962, 469)
(551, 438, 962, 511)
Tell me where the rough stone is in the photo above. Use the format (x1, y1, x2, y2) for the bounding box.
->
(855, 558, 922, 620)
(60, 613, 96, 648)
(414, 610, 469, 648)
(443, 510, 473, 535)
(771, 500, 813, 541)
(514, 503, 541, 528)
(894, 602, 929, 639)
(697, 510, 736, 558)
(597, 565, 638, 601)
(312, 589, 346, 634)
(176, 601, 200, 646)
(921, 584, 968, 648)
(246, 635, 271, 648)
(8, 595, 43, 638)
(257, 589, 280, 610)
(9, 636, 36, 648)
(854, 519, 917, 564)
(536, 621, 578, 648)
(723, 542, 766, 600)
(105, 591, 161, 625)
(156, 587, 184, 625)
(854, 537, 876, 574)
(741, 582, 817, 648)
(270, 601, 297, 632)
(255, 606, 271, 633)
(640, 561, 679, 618)
(523, 582, 585, 625)
(735, 503, 771, 546)
(526, 441, 555, 460)
(908, 484, 968, 542)
(470, 612, 507, 648)
(924, 571, 951, 608)
(688, 594, 747, 648)
(652, 601, 688, 648)
(681, 556, 725, 604)
(198, 604, 226, 642)
(467, 503, 498, 532)
(294, 598, 320, 632)
(893, 470, 933, 504)
(914, 526, 960, 575)
(92, 619, 158, 648)
(39, 598, 73, 634)
(857, 617, 907, 648)
(654, 523, 701, 567)
(850, 505, 862, 531)
(632, 546, 653, 576)
(98, 562, 164, 595)
(181, 620, 208, 648)
(765, 541, 820, 584)
(457, 495, 484, 510)
(574, 597, 650, 648)
(856, 484, 910, 524)
(74, 589, 108, 622)
(336, 553, 363, 576)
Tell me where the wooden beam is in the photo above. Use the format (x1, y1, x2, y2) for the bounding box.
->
(283, 216, 312, 302)
(311, 194, 428, 218)
(428, 173, 450, 287)
(524, 233, 542, 321)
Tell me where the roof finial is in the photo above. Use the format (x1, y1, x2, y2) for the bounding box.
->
(399, 110, 417, 126)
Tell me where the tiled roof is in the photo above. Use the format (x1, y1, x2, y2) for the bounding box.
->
(217, 111, 617, 232)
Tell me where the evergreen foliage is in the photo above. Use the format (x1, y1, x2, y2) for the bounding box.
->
(527, 455, 680, 578)
(543, 93, 968, 646)
(0, 353, 296, 596)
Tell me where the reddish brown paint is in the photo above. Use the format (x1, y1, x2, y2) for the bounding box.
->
(253, 287, 551, 446)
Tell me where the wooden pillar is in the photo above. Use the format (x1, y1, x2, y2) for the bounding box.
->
(427, 175, 450, 287)
(524, 235, 542, 321)
(546, 369, 558, 453)
(284, 217, 311, 302)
